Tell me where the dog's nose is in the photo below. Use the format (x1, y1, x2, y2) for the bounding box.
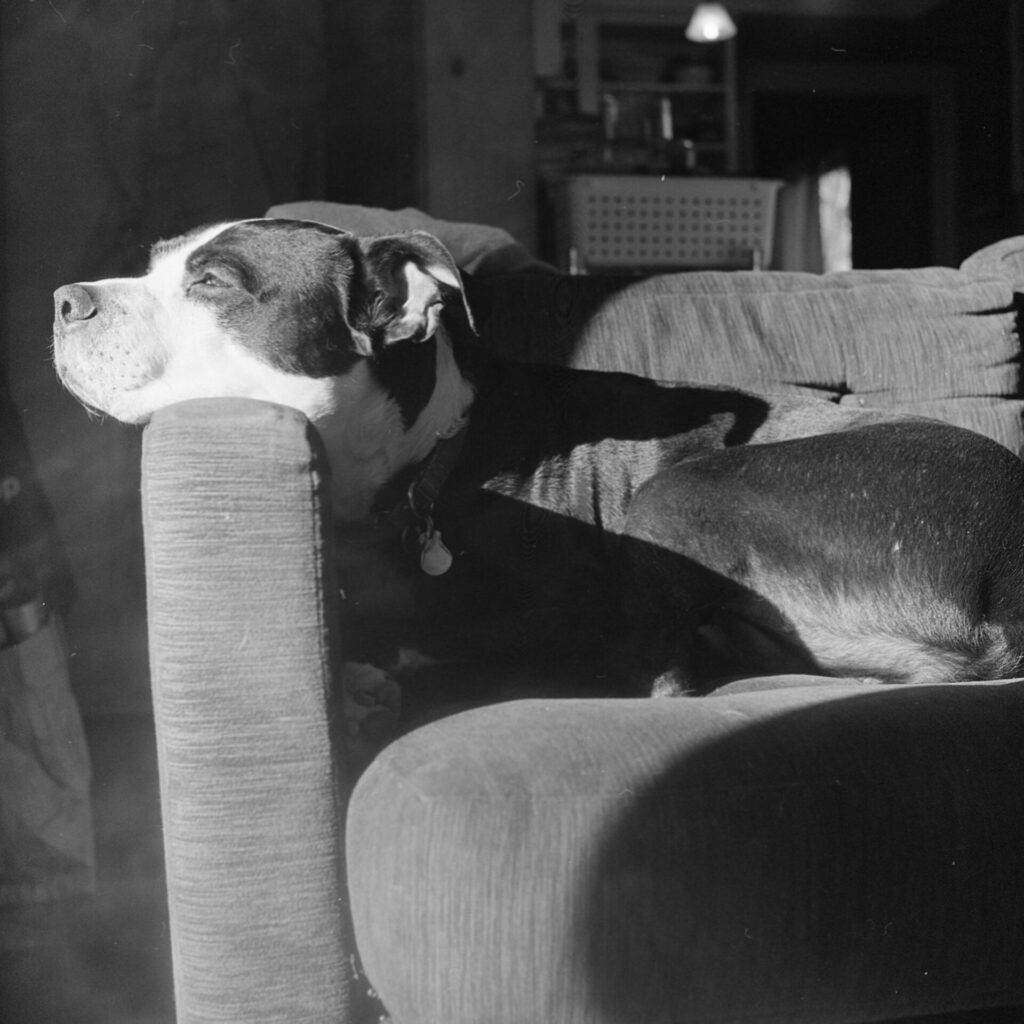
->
(54, 283, 98, 324)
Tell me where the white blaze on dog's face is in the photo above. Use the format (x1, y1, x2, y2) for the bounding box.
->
(53, 219, 477, 518)
(52, 218, 469, 425)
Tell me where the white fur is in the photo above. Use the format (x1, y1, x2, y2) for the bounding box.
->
(744, 554, 1019, 685)
(317, 334, 472, 520)
(382, 260, 460, 346)
(54, 221, 337, 424)
(54, 220, 474, 522)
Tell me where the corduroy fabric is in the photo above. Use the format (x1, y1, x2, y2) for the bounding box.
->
(348, 682, 1024, 1024)
(961, 235, 1024, 280)
(141, 398, 355, 1024)
(141, 222, 1024, 1024)
(476, 260, 1024, 454)
(263, 203, 1024, 451)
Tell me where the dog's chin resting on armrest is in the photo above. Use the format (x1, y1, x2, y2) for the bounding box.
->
(52, 217, 1024, 745)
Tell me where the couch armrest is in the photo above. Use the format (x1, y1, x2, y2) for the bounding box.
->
(960, 235, 1024, 287)
(349, 683, 1024, 1024)
(141, 398, 356, 1023)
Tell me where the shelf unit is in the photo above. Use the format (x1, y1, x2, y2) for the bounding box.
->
(535, 7, 739, 180)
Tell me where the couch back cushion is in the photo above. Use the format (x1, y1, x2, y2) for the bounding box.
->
(264, 203, 1024, 455)
(477, 239, 1024, 455)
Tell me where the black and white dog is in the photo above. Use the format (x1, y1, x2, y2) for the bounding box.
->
(53, 218, 1024, 731)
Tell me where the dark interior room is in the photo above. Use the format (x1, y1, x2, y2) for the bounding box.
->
(3, 1, 1024, 1022)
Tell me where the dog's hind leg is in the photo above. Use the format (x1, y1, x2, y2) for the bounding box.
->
(616, 504, 822, 695)
(619, 423, 1024, 691)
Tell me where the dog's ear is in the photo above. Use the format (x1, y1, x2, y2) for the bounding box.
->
(353, 231, 476, 352)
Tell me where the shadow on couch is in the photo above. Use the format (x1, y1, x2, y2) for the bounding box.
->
(137, 212, 1024, 1023)
(348, 678, 1024, 1024)
(577, 679, 1024, 1022)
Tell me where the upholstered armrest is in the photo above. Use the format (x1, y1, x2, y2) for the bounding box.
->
(141, 398, 358, 1024)
(349, 683, 1024, 1024)
(138, 396, 1024, 1024)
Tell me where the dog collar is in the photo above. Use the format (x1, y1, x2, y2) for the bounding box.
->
(381, 417, 468, 575)
(410, 416, 468, 512)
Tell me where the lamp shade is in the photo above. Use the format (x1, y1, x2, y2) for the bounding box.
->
(686, 3, 737, 43)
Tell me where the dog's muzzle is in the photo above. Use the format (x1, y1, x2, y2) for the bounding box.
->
(52, 283, 101, 390)
(52, 280, 165, 421)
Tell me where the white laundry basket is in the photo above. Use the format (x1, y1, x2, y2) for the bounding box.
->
(558, 175, 783, 273)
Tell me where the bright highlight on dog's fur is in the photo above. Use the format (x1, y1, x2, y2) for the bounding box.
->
(53, 217, 1024, 727)
(54, 219, 475, 520)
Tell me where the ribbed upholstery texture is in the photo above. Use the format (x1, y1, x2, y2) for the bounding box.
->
(476, 253, 1024, 454)
(140, 209, 1024, 1024)
(269, 203, 1024, 450)
(141, 398, 355, 1024)
(349, 682, 1024, 1024)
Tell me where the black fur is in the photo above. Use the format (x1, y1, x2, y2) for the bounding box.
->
(185, 219, 366, 378)
(185, 219, 460, 426)
(150, 219, 1024, 704)
(340, 327, 1024, 707)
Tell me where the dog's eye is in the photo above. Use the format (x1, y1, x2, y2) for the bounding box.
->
(195, 272, 229, 289)
(187, 268, 237, 294)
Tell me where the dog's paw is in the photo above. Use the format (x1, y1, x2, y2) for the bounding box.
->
(340, 661, 402, 749)
(647, 668, 694, 697)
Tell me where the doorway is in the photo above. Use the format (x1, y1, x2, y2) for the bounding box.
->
(744, 61, 956, 268)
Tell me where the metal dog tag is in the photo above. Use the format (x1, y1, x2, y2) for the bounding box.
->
(419, 527, 453, 576)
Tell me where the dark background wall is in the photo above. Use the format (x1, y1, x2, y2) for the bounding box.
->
(2, 0, 328, 716)
(740, 0, 1016, 271)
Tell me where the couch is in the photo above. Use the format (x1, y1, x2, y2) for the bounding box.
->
(139, 203, 1024, 1024)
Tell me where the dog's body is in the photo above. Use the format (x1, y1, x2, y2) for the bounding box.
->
(53, 219, 1024, 725)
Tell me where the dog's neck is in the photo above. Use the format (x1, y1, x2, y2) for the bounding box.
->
(315, 331, 475, 523)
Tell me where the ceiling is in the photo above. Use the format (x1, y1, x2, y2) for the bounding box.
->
(586, 0, 953, 18)
(717, 0, 950, 16)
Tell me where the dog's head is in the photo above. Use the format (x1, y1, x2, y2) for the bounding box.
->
(52, 218, 474, 426)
